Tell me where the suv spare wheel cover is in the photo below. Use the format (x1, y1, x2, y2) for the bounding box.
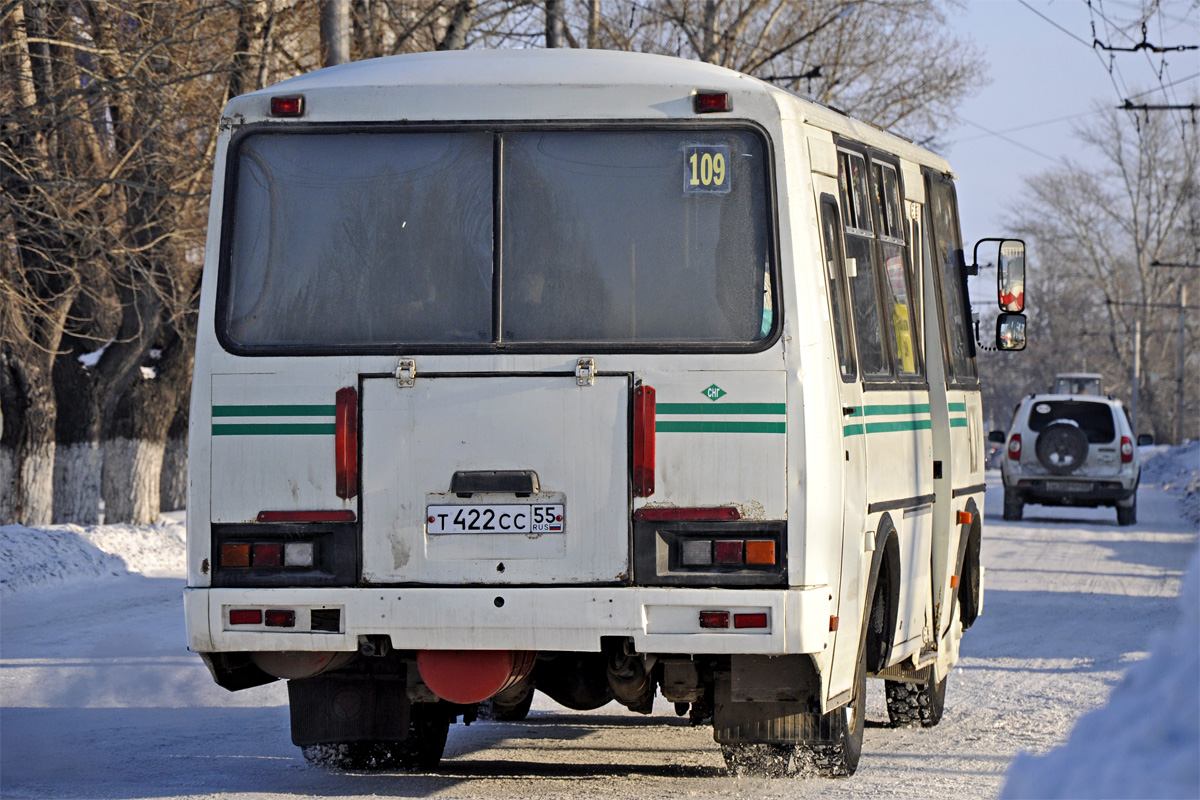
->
(1035, 421, 1089, 474)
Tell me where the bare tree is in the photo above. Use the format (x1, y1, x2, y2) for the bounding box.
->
(982, 105, 1200, 443)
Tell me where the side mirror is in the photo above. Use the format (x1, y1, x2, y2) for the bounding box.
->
(996, 313, 1026, 351)
(988, 430, 1006, 444)
(972, 238, 1026, 312)
(1137, 434, 1154, 446)
(997, 239, 1025, 312)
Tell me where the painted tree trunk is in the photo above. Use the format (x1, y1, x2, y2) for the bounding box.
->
(160, 405, 189, 512)
(102, 438, 166, 524)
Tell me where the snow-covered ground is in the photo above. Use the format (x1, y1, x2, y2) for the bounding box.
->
(1, 446, 1196, 799)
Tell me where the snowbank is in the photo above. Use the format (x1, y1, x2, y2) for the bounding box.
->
(1001, 526, 1200, 798)
(1141, 440, 1200, 525)
(0, 519, 186, 593)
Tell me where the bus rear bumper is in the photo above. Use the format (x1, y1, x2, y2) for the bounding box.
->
(184, 585, 832, 656)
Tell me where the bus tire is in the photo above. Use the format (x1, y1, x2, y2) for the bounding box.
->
(885, 670, 946, 728)
(806, 632, 867, 777)
(1002, 490, 1023, 521)
(300, 702, 450, 771)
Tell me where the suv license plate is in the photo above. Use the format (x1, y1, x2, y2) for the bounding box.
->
(427, 504, 564, 534)
(1045, 481, 1090, 492)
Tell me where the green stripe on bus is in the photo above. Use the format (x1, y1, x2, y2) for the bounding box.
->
(845, 407, 864, 418)
(864, 419, 933, 434)
(656, 403, 786, 415)
(213, 404, 335, 417)
(948, 402, 967, 412)
(949, 418, 969, 428)
(212, 423, 336, 436)
(656, 421, 786, 434)
(863, 403, 931, 416)
(843, 423, 865, 437)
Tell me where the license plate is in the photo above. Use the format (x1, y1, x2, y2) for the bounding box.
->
(1045, 481, 1090, 492)
(426, 504, 564, 534)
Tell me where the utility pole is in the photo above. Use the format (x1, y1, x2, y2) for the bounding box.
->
(1131, 318, 1141, 437)
(545, 0, 563, 48)
(320, 0, 350, 67)
(1177, 284, 1188, 445)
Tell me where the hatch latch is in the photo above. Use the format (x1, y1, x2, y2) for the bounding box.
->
(396, 359, 416, 388)
(575, 357, 596, 387)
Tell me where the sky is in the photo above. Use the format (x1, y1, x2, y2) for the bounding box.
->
(939, 0, 1199, 247)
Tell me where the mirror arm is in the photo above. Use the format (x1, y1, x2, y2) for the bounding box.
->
(969, 237, 1006, 276)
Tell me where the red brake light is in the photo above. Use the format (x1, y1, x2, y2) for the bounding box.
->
(1121, 436, 1134, 463)
(1008, 433, 1022, 460)
(694, 92, 732, 113)
(335, 387, 358, 500)
(714, 540, 744, 565)
(270, 96, 303, 117)
(252, 543, 283, 567)
(699, 610, 730, 629)
(264, 609, 295, 628)
(633, 385, 656, 497)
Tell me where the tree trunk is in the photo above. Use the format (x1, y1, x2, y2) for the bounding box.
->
(3, 357, 59, 526)
(160, 403, 189, 513)
(101, 333, 193, 524)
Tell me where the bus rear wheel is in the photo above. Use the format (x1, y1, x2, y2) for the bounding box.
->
(885, 669, 946, 728)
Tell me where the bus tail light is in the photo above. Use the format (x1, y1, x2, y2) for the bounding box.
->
(699, 611, 729, 629)
(633, 384, 656, 497)
(1120, 436, 1134, 463)
(335, 387, 358, 499)
(1008, 434, 1022, 460)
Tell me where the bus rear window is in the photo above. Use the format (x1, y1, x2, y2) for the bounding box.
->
(219, 128, 773, 352)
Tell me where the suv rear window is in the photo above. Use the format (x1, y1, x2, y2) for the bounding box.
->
(1027, 400, 1116, 443)
(220, 128, 773, 352)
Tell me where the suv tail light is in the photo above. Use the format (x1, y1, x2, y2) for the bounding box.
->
(1008, 433, 1022, 460)
(1120, 436, 1134, 463)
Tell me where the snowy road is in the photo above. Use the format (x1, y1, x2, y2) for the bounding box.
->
(2, 474, 1195, 800)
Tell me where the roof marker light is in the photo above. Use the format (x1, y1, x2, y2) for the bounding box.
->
(694, 91, 732, 113)
(270, 96, 304, 117)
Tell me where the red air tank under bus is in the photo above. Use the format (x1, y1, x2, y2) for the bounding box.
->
(416, 649, 537, 704)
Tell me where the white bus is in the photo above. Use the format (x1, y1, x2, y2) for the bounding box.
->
(184, 49, 1026, 777)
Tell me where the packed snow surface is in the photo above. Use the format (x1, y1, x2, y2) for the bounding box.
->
(1, 447, 1197, 800)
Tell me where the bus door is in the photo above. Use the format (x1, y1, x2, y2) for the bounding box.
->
(815, 183, 867, 702)
(915, 199, 956, 635)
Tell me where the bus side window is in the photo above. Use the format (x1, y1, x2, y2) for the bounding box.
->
(872, 162, 923, 379)
(820, 198, 857, 382)
(837, 150, 889, 380)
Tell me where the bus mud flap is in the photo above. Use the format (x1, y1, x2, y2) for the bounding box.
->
(288, 673, 410, 746)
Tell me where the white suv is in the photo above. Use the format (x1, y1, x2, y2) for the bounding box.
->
(999, 394, 1140, 525)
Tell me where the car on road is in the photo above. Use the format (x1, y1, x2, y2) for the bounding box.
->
(998, 394, 1140, 525)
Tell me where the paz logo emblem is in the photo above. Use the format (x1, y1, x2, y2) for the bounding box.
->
(703, 384, 726, 401)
